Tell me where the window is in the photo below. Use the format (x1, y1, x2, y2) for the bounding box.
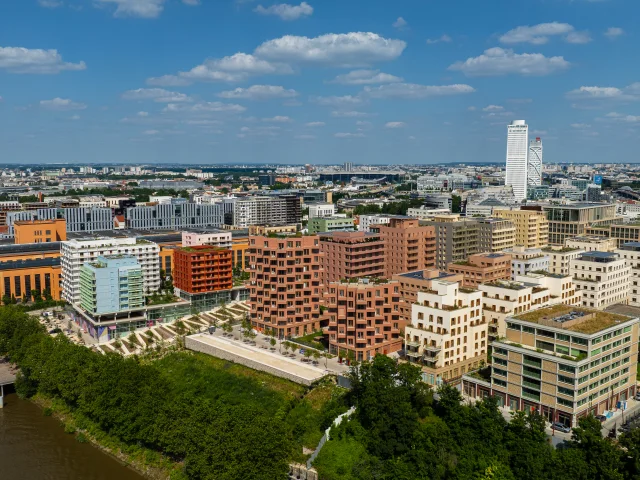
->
(559, 364, 575, 373)
(493, 378, 507, 388)
(507, 322, 521, 331)
(557, 397, 574, 408)
(494, 357, 508, 366)
(493, 367, 507, 377)
(558, 386, 574, 397)
(558, 375, 574, 385)
(522, 326, 536, 334)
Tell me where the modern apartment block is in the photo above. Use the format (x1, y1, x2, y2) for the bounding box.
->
(79, 255, 144, 315)
(494, 209, 549, 249)
(544, 246, 585, 276)
(422, 215, 478, 271)
(232, 195, 302, 228)
(357, 214, 393, 232)
(181, 230, 232, 248)
(319, 231, 385, 284)
(61, 237, 161, 304)
(307, 217, 355, 235)
(565, 235, 615, 252)
(405, 280, 487, 385)
(125, 202, 231, 230)
(570, 251, 630, 309)
(6, 207, 113, 236)
(504, 246, 549, 280)
(447, 252, 512, 288)
(14, 219, 66, 244)
(248, 235, 324, 338)
(322, 279, 402, 361)
(463, 305, 638, 427)
(543, 203, 618, 246)
(173, 246, 233, 294)
(371, 217, 436, 277)
(307, 203, 335, 219)
(0, 257, 62, 301)
(615, 242, 640, 307)
(477, 218, 516, 253)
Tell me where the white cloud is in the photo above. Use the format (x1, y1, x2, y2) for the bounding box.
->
(305, 121, 325, 127)
(263, 115, 291, 122)
(599, 112, 640, 123)
(96, 0, 166, 18)
(449, 48, 570, 76)
(146, 75, 192, 87)
(38, 0, 63, 8)
(70, 114, 81, 120)
(500, 22, 576, 44)
(238, 125, 281, 136)
(408, 135, 416, 140)
(122, 88, 192, 103)
(182, 0, 200, 5)
(426, 34, 452, 45)
(482, 105, 504, 112)
(144, 129, 160, 135)
(329, 69, 402, 85)
(331, 110, 371, 118)
(392, 17, 408, 29)
(0, 46, 86, 74)
(254, 2, 313, 20)
(571, 123, 591, 128)
(530, 129, 547, 135)
(334, 132, 365, 138)
(363, 83, 475, 99)
(218, 85, 298, 100)
(40, 97, 87, 110)
(138, 111, 149, 117)
(467, 106, 477, 111)
(604, 27, 624, 39)
(566, 84, 640, 102)
(163, 102, 246, 113)
(312, 95, 365, 106)
(295, 134, 316, 139)
(385, 121, 405, 128)
(565, 31, 592, 44)
(178, 53, 293, 83)
(255, 32, 406, 66)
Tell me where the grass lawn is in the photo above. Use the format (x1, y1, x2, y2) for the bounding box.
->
(312, 435, 369, 480)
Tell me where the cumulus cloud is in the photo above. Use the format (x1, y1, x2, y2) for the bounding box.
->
(331, 110, 372, 118)
(566, 83, 640, 102)
(176, 53, 293, 84)
(329, 69, 402, 85)
(40, 97, 87, 110)
(604, 27, 624, 39)
(254, 32, 406, 66)
(449, 48, 570, 76)
(144, 129, 160, 135)
(254, 2, 313, 20)
(96, 0, 166, 18)
(70, 114, 81, 120)
(305, 121, 325, 127)
(363, 83, 475, 99)
(295, 134, 316, 139)
(334, 132, 365, 138)
(571, 123, 591, 128)
(600, 112, 640, 123)
(0, 46, 86, 74)
(138, 111, 149, 116)
(262, 115, 291, 122)
(182, 0, 200, 4)
(482, 105, 504, 112)
(565, 31, 592, 44)
(385, 121, 405, 128)
(392, 17, 408, 29)
(122, 88, 192, 103)
(500, 22, 584, 44)
(426, 34, 452, 45)
(311, 95, 365, 106)
(218, 85, 298, 100)
(163, 102, 246, 113)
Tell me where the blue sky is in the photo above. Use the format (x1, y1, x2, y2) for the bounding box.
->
(0, 0, 638, 165)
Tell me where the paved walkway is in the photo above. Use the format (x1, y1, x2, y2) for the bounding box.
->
(0, 360, 17, 386)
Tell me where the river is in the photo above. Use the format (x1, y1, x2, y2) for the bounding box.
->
(0, 391, 145, 480)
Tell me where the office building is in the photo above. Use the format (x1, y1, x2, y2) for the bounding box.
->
(358, 214, 393, 232)
(322, 279, 402, 362)
(505, 120, 529, 201)
(447, 252, 512, 288)
(405, 280, 487, 385)
(505, 246, 549, 280)
(543, 203, 617, 246)
(14, 219, 66, 244)
(615, 243, 640, 307)
(125, 202, 230, 230)
(249, 235, 324, 338)
(181, 230, 232, 248)
(0, 257, 62, 302)
(173, 246, 233, 294)
(319, 231, 385, 284)
(79, 255, 144, 315)
(570, 251, 630, 309)
(6, 207, 113, 236)
(307, 203, 336, 220)
(591, 223, 640, 249)
(494, 209, 549, 249)
(422, 215, 478, 271)
(232, 195, 301, 228)
(61, 237, 161, 304)
(308, 217, 355, 235)
(477, 217, 516, 253)
(544, 246, 585, 276)
(463, 305, 638, 427)
(527, 137, 543, 187)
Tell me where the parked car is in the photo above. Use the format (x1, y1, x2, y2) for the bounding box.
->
(42, 311, 52, 317)
(552, 422, 571, 433)
(635, 392, 640, 401)
(595, 415, 607, 423)
(48, 328, 62, 334)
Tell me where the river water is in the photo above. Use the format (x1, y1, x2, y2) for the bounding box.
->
(0, 391, 145, 480)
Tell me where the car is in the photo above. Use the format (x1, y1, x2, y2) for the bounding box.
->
(552, 422, 571, 433)
(635, 393, 640, 401)
(595, 415, 607, 423)
(48, 328, 62, 334)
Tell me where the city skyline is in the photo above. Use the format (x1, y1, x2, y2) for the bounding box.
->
(1, 0, 638, 164)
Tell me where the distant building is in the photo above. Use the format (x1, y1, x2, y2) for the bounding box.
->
(125, 203, 230, 230)
(358, 214, 393, 232)
(447, 252, 512, 288)
(308, 217, 355, 235)
(615, 242, 640, 307)
(543, 203, 617, 246)
(173, 246, 233, 294)
(544, 246, 585, 276)
(232, 195, 301, 228)
(421, 215, 478, 270)
(527, 137, 543, 186)
(504, 246, 549, 280)
(565, 235, 615, 252)
(181, 230, 232, 248)
(14, 219, 66, 244)
(307, 203, 335, 219)
(477, 217, 516, 253)
(494, 209, 549, 249)
(505, 120, 529, 201)
(570, 251, 630, 308)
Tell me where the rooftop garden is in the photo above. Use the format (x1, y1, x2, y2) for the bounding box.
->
(514, 304, 630, 334)
(542, 247, 580, 253)
(484, 281, 525, 290)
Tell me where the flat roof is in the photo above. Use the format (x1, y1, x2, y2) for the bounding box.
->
(0, 258, 60, 270)
(513, 305, 632, 335)
(544, 202, 615, 209)
(578, 251, 618, 262)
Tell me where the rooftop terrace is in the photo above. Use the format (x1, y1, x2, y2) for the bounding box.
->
(513, 304, 631, 335)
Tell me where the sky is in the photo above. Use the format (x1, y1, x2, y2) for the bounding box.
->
(0, 0, 639, 165)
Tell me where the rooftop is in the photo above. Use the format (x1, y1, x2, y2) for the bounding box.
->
(577, 251, 618, 263)
(513, 304, 631, 334)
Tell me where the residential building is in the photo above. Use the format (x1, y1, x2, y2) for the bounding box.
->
(422, 215, 479, 271)
(505, 120, 529, 201)
(61, 237, 161, 304)
(79, 255, 144, 315)
(527, 137, 543, 186)
(494, 209, 549, 248)
(477, 217, 516, 253)
(232, 195, 302, 228)
(596, 223, 640, 249)
(319, 231, 385, 284)
(615, 243, 640, 307)
(505, 246, 549, 280)
(463, 305, 639, 427)
(181, 230, 232, 248)
(570, 251, 630, 309)
(6, 207, 113, 236)
(307, 203, 335, 219)
(405, 280, 487, 385)
(248, 224, 298, 236)
(0, 258, 62, 301)
(308, 217, 355, 235)
(543, 203, 618, 246)
(249, 235, 324, 338)
(371, 217, 436, 277)
(544, 246, 585, 276)
(447, 252, 512, 288)
(322, 279, 402, 361)
(125, 202, 230, 230)
(406, 207, 451, 220)
(565, 235, 615, 252)
(358, 214, 393, 232)
(173, 246, 233, 294)
(14, 219, 66, 244)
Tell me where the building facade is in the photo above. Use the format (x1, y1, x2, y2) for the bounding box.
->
(319, 231, 385, 284)
(125, 202, 230, 230)
(544, 247, 585, 276)
(307, 217, 355, 235)
(0, 258, 62, 301)
(565, 235, 615, 252)
(14, 219, 66, 244)
(494, 209, 549, 249)
(527, 137, 543, 187)
(615, 242, 640, 307)
(232, 195, 302, 228)
(505, 120, 529, 201)
(544, 203, 618, 246)
(477, 218, 516, 253)
(505, 246, 549, 280)
(423, 215, 479, 271)
(307, 203, 336, 219)
(173, 246, 233, 294)
(447, 253, 512, 288)
(570, 251, 630, 309)
(181, 230, 233, 248)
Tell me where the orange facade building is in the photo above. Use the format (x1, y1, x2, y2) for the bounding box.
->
(14, 219, 66, 244)
(447, 252, 512, 288)
(249, 235, 324, 338)
(173, 246, 233, 294)
(319, 231, 385, 284)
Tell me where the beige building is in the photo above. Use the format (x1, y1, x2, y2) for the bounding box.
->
(615, 242, 640, 307)
(447, 252, 512, 288)
(405, 280, 487, 385)
(544, 246, 585, 276)
(477, 218, 516, 253)
(544, 203, 618, 246)
(565, 235, 615, 252)
(463, 304, 639, 427)
(422, 215, 479, 270)
(570, 251, 630, 309)
(494, 209, 549, 249)
(504, 246, 550, 280)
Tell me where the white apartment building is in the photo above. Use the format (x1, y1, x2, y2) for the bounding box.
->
(307, 203, 335, 219)
(505, 120, 529, 201)
(405, 281, 487, 385)
(504, 246, 549, 280)
(527, 137, 543, 187)
(61, 237, 161, 304)
(544, 247, 585, 276)
(181, 230, 232, 248)
(615, 242, 640, 306)
(570, 251, 630, 309)
(358, 214, 393, 232)
(565, 236, 615, 252)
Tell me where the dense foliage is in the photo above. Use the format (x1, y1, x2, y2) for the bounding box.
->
(314, 355, 639, 480)
(0, 307, 346, 479)
(352, 198, 426, 216)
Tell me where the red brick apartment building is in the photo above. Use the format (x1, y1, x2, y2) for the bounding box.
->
(447, 252, 512, 288)
(319, 230, 385, 284)
(173, 245, 233, 294)
(249, 235, 324, 338)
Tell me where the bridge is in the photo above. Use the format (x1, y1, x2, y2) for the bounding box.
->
(0, 360, 17, 408)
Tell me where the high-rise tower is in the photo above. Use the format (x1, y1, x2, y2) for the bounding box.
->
(527, 137, 543, 187)
(505, 120, 529, 201)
